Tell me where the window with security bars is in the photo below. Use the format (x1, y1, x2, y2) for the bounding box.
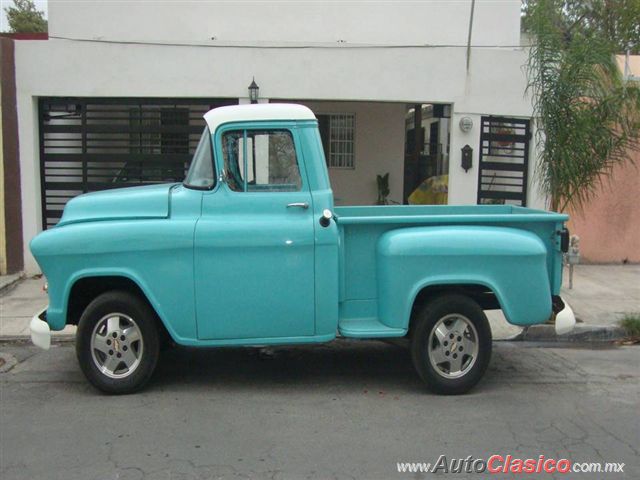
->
(317, 113, 355, 168)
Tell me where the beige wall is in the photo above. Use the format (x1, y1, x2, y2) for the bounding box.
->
(567, 152, 640, 263)
(295, 101, 406, 205)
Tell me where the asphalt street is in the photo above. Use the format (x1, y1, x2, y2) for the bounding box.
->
(0, 340, 638, 480)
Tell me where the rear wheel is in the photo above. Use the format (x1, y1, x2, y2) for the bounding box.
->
(411, 294, 492, 394)
(76, 291, 160, 394)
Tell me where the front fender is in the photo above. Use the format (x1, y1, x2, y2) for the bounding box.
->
(30, 218, 197, 342)
(376, 226, 552, 329)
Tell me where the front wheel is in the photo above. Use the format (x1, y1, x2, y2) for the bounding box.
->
(76, 291, 160, 394)
(410, 294, 492, 395)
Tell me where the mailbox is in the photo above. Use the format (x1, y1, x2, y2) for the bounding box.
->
(461, 144, 473, 172)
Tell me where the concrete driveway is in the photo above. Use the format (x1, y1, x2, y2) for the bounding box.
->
(1, 340, 638, 479)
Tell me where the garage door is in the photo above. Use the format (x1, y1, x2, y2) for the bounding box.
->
(38, 97, 237, 229)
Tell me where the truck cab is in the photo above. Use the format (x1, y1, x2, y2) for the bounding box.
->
(191, 106, 338, 342)
(30, 104, 575, 395)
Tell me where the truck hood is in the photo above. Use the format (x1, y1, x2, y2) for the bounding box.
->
(57, 183, 178, 226)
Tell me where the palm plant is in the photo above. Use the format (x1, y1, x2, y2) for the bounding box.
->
(526, 0, 640, 212)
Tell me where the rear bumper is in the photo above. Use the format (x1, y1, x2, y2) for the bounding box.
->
(30, 308, 51, 350)
(554, 297, 576, 335)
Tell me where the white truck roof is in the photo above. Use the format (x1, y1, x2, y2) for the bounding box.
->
(203, 103, 316, 133)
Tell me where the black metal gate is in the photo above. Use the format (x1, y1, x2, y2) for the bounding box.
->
(38, 97, 237, 228)
(477, 116, 530, 206)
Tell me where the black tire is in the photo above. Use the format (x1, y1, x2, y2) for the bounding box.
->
(76, 290, 160, 394)
(410, 294, 492, 395)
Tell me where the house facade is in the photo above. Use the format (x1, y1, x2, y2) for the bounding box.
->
(9, 0, 545, 274)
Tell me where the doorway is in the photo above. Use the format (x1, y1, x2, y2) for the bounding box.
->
(403, 103, 451, 204)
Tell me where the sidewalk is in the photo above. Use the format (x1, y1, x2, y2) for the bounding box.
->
(0, 272, 24, 293)
(1, 265, 638, 341)
(0, 276, 75, 339)
(561, 264, 640, 325)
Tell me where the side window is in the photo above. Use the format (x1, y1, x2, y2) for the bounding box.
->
(183, 127, 215, 189)
(222, 129, 302, 192)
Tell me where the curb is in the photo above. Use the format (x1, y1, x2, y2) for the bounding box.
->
(517, 324, 627, 342)
(0, 334, 75, 344)
(0, 273, 25, 295)
(0, 352, 18, 372)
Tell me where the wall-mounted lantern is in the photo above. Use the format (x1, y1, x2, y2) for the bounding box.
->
(248, 77, 259, 104)
(461, 144, 473, 172)
(459, 116, 473, 132)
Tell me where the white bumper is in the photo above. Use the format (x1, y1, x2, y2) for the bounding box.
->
(30, 308, 51, 350)
(555, 298, 576, 335)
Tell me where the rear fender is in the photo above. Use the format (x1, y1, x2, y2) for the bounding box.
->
(376, 226, 552, 329)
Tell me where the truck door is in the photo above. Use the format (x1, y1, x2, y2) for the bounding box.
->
(194, 124, 315, 340)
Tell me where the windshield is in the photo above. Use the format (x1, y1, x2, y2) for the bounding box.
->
(184, 127, 215, 189)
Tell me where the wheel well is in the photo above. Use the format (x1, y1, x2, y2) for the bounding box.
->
(408, 284, 501, 336)
(67, 276, 171, 342)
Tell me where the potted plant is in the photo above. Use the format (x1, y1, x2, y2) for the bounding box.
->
(376, 173, 390, 205)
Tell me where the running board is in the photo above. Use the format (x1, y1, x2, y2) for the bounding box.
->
(338, 317, 406, 338)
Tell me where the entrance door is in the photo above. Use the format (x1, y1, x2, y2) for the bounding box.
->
(194, 125, 315, 340)
(477, 116, 530, 206)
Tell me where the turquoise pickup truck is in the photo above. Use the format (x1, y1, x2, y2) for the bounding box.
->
(30, 104, 575, 395)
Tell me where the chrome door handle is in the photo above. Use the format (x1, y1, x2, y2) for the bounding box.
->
(287, 202, 309, 209)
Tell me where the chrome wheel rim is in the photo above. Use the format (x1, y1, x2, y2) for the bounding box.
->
(90, 313, 144, 379)
(427, 314, 479, 379)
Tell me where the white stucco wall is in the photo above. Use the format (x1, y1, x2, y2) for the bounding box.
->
(14, 41, 545, 272)
(14, 0, 546, 273)
(49, 0, 521, 47)
(293, 101, 406, 205)
(448, 112, 546, 210)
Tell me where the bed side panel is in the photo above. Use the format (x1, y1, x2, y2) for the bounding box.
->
(376, 226, 552, 329)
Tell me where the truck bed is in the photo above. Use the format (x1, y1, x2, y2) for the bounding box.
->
(333, 204, 568, 337)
